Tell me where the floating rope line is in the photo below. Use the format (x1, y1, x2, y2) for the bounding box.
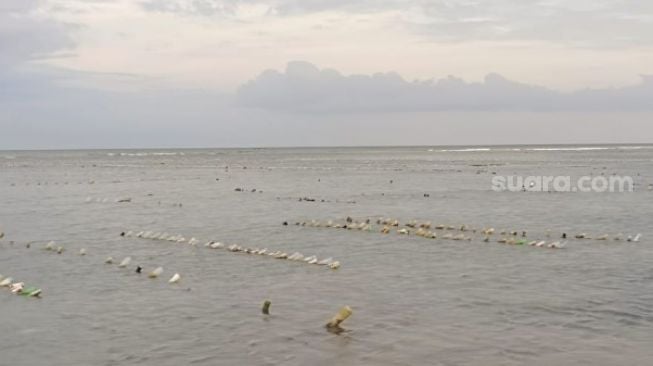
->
(284, 217, 641, 250)
(123, 230, 341, 270)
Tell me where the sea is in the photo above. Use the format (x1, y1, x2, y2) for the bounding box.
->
(1, 145, 652, 366)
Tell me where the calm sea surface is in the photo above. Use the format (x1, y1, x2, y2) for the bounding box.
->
(1, 145, 652, 366)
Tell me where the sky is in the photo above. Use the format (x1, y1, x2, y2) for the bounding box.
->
(1, 0, 653, 149)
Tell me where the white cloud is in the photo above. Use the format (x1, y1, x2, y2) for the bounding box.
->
(236, 61, 653, 112)
(0, 0, 73, 67)
(27, 0, 649, 92)
(139, 0, 653, 47)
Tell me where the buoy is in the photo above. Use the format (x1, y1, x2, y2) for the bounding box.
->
(105, 257, 114, 264)
(0, 277, 13, 287)
(303, 255, 317, 263)
(548, 241, 565, 249)
(149, 267, 163, 278)
(45, 241, 55, 251)
(10, 282, 24, 294)
(79, 248, 87, 256)
(168, 273, 180, 283)
(56, 246, 64, 254)
(317, 257, 333, 265)
(118, 257, 131, 267)
(262, 300, 271, 315)
(288, 252, 304, 261)
(27, 288, 42, 297)
(326, 306, 352, 330)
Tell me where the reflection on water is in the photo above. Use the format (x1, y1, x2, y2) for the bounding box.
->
(1, 146, 652, 365)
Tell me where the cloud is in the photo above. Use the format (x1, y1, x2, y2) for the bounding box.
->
(139, 0, 653, 47)
(236, 61, 653, 113)
(407, 1, 653, 47)
(0, 0, 78, 124)
(0, 0, 74, 67)
(139, 0, 396, 16)
(141, 0, 239, 16)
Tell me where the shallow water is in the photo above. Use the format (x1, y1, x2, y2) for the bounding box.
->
(1, 145, 652, 366)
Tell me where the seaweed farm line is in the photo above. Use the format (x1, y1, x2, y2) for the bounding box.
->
(124, 230, 341, 269)
(285, 217, 642, 249)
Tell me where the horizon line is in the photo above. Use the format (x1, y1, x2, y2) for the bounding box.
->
(1, 142, 652, 153)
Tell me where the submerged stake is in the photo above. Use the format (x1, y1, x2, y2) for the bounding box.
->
(148, 267, 163, 278)
(262, 300, 271, 315)
(326, 306, 352, 329)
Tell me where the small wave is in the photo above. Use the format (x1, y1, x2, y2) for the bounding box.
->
(427, 145, 652, 153)
(617, 146, 651, 150)
(153, 152, 184, 156)
(111, 152, 184, 157)
(439, 148, 492, 152)
(527, 147, 611, 152)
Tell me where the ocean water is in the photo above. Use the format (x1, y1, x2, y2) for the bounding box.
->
(1, 145, 652, 366)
